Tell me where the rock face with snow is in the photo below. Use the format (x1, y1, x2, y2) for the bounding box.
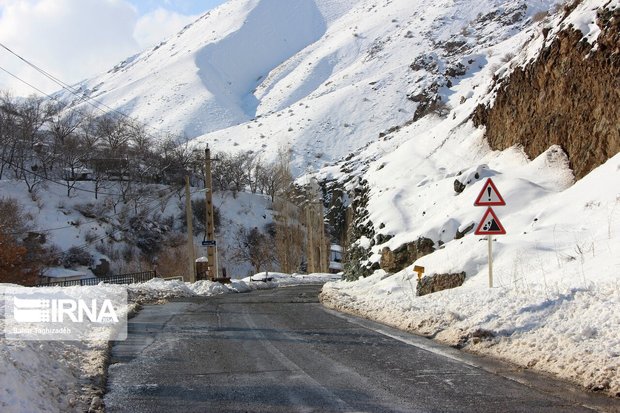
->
(473, 0, 620, 179)
(379, 238, 435, 273)
(65, 0, 563, 172)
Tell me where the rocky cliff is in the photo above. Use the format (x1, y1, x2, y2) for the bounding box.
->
(473, 3, 620, 179)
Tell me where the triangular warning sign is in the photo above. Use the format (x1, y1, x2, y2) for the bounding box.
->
(474, 178, 506, 206)
(475, 207, 507, 235)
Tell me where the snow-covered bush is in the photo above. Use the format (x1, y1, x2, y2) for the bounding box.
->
(62, 247, 93, 268)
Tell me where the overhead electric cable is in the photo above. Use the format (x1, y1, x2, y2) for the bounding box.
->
(0, 65, 59, 101)
(0, 41, 186, 139)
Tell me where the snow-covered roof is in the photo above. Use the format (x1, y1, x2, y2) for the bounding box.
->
(62, 167, 93, 174)
(43, 267, 89, 279)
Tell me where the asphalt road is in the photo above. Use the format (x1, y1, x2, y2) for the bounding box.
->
(105, 284, 617, 413)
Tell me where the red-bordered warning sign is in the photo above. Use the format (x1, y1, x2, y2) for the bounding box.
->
(475, 207, 507, 235)
(474, 178, 506, 206)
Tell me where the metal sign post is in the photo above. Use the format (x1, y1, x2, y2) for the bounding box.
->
(488, 236, 493, 288)
(474, 179, 506, 288)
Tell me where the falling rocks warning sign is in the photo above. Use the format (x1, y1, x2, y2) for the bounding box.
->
(475, 207, 506, 235)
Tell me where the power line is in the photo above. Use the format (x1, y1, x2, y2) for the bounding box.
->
(0, 42, 134, 118)
(0, 41, 185, 139)
(0, 42, 80, 93)
(0, 63, 101, 118)
(0, 65, 59, 101)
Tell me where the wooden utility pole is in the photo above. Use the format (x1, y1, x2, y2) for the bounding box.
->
(185, 176, 196, 283)
(306, 203, 315, 272)
(204, 145, 217, 280)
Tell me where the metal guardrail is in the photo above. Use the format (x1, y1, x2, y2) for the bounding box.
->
(37, 271, 157, 287)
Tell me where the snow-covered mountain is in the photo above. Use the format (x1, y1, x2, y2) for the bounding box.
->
(5, 0, 620, 399)
(66, 0, 558, 171)
(62, 0, 620, 295)
(63, 0, 356, 142)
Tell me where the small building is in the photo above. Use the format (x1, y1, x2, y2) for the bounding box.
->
(196, 256, 210, 280)
(62, 167, 93, 181)
(41, 267, 91, 284)
(329, 244, 343, 273)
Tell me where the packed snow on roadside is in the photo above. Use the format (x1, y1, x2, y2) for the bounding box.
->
(0, 272, 340, 413)
(243, 271, 341, 286)
(320, 153, 620, 397)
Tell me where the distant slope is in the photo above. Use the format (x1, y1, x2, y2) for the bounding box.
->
(63, 0, 358, 139)
(188, 0, 560, 171)
(64, 0, 557, 172)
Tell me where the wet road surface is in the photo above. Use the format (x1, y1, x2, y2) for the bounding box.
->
(105, 284, 617, 412)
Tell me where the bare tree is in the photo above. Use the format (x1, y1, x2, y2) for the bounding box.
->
(96, 113, 131, 155)
(231, 226, 275, 273)
(0, 91, 19, 179)
(56, 134, 90, 197)
(273, 197, 305, 273)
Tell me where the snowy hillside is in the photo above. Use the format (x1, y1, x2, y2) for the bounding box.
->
(315, 0, 620, 396)
(63, 0, 357, 139)
(64, 0, 558, 172)
(0, 178, 273, 279)
(31, 0, 620, 397)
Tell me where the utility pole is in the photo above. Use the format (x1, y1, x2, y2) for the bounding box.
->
(204, 145, 217, 280)
(306, 203, 315, 273)
(185, 176, 196, 283)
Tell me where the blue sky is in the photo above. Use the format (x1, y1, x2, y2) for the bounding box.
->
(0, 0, 228, 95)
(130, 0, 226, 15)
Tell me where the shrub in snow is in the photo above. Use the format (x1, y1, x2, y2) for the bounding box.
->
(75, 203, 97, 218)
(92, 258, 111, 277)
(62, 247, 93, 268)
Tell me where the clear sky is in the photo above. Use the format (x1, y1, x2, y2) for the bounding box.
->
(0, 0, 227, 96)
(130, 0, 226, 15)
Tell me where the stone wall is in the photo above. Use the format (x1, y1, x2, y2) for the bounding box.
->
(416, 272, 466, 296)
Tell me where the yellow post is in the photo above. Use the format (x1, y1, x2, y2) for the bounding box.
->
(413, 265, 425, 281)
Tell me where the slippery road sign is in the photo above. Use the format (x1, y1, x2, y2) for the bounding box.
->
(475, 207, 506, 235)
(474, 178, 506, 206)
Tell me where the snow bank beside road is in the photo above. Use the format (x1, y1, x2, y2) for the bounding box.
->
(0, 275, 339, 412)
(244, 272, 341, 286)
(321, 273, 620, 397)
(0, 279, 240, 413)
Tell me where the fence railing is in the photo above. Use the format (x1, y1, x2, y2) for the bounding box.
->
(37, 271, 157, 287)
